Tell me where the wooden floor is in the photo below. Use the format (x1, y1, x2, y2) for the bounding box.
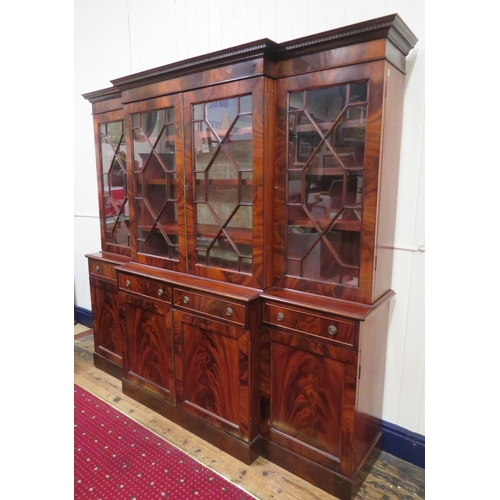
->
(74, 325, 425, 500)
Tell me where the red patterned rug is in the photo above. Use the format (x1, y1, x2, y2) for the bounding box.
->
(74, 384, 255, 499)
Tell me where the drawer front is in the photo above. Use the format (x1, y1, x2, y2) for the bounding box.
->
(173, 288, 246, 327)
(88, 259, 117, 281)
(118, 273, 171, 303)
(263, 303, 356, 348)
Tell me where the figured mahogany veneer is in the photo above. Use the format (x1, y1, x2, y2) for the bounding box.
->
(85, 252, 132, 378)
(84, 14, 417, 500)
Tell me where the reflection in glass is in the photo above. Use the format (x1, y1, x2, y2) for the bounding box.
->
(289, 91, 304, 110)
(193, 94, 253, 273)
(286, 82, 368, 287)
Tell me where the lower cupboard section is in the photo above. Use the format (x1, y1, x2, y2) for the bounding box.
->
(112, 270, 391, 499)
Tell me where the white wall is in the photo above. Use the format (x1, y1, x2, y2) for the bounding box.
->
(74, 0, 425, 435)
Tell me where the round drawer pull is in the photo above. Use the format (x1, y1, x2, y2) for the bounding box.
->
(183, 296, 189, 304)
(226, 307, 233, 317)
(157, 288, 164, 297)
(328, 325, 338, 335)
(95, 265, 100, 272)
(276, 312, 285, 322)
(125, 280, 131, 287)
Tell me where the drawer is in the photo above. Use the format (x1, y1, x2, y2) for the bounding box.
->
(118, 273, 171, 302)
(88, 259, 117, 281)
(173, 288, 246, 327)
(263, 303, 356, 348)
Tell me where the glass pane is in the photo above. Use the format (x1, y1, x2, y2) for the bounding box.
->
(141, 110, 161, 145)
(288, 170, 303, 204)
(196, 204, 217, 232)
(289, 91, 304, 110)
(241, 172, 253, 204)
(331, 106, 366, 163)
(165, 107, 175, 123)
(107, 121, 123, 148)
(193, 103, 204, 121)
(105, 217, 129, 246)
(100, 137, 115, 173)
(349, 82, 367, 103)
(224, 115, 252, 169)
(287, 230, 319, 271)
(195, 172, 206, 202)
(193, 121, 219, 171)
(240, 95, 252, 113)
(206, 97, 238, 139)
(228, 204, 252, 230)
(306, 86, 345, 131)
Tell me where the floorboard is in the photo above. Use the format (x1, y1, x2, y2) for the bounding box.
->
(74, 326, 425, 499)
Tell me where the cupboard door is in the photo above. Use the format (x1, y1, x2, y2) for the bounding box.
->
(127, 94, 186, 272)
(274, 61, 385, 303)
(183, 78, 270, 289)
(90, 278, 122, 370)
(173, 311, 251, 441)
(94, 111, 131, 255)
(264, 328, 358, 477)
(122, 294, 175, 403)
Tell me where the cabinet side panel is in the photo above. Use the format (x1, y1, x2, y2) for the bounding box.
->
(354, 300, 391, 471)
(374, 64, 405, 300)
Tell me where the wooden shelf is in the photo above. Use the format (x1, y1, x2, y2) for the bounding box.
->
(194, 127, 252, 137)
(288, 218, 361, 232)
(137, 223, 179, 234)
(294, 119, 365, 133)
(197, 224, 252, 245)
(135, 178, 169, 185)
(196, 178, 253, 188)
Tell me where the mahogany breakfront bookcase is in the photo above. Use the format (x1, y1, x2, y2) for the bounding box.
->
(83, 14, 417, 499)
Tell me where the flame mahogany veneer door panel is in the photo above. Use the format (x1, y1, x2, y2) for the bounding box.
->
(90, 280, 122, 364)
(121, 294, 175, 404)
(266, 329, 358, 477)
(173, 310, 252, 442)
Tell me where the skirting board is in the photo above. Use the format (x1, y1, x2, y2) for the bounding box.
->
(380, 420, 425, 469)
(74, 306, 93, 329)
(73, 305, 425, 469)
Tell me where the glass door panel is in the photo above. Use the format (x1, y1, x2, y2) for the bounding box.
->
(286, 82, 367, 287)
(192, 95, 253, 273)
(99, 120, 130, 248)
(132, 107, 179, 261)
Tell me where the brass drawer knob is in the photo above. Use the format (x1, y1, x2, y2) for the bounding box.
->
(183, 296, 189, 304)
(226, 307, 233, 317)
(328, 325, 338, 335)
(276, 312, 285, 322)
(158, 288, 164, 297)
(95, 265, 100, 272)
(125, 280, 131, 287)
